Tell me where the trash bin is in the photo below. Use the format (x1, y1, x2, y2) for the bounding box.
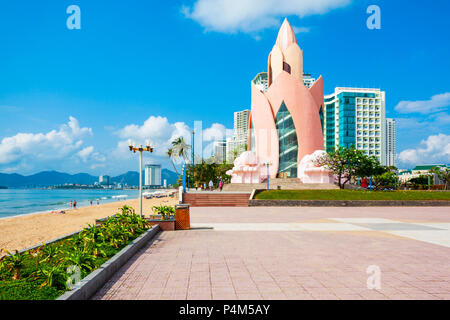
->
(175, 204, 190, 230)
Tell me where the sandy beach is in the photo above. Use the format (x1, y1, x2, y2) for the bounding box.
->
(0, 194, 179, 256)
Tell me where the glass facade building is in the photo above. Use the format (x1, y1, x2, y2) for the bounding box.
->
(276, 102, 299, 177)
(324, 88, 387, 165)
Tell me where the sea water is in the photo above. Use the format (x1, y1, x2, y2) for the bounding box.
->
(0, 189, 140, 219)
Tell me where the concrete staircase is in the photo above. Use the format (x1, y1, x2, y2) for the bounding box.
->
(183, 192, 251, 207)
(222, 178, 338, 192)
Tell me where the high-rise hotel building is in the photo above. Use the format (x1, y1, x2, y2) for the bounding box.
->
(385, 118, 396, 167)
(234, 110, 250, 142)
(323, 88, 387, 165)
(226, 109, 250, 163)
(144, 164, 162, 187)
(213, 139, 227, 163)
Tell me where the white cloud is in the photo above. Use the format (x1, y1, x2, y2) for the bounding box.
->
(115, 116, 231, 165)
(398, 134, 450, 165)
(0, 117, 93, 169)
(117, 116, 192, 158)
(77, 146, 94, 162)
(395, 92, 450, 114)
(202, 123, 229, 142)
(76, 146, 106, 164)
(182, 0, 351, 33)
(0, 115, 231, 175)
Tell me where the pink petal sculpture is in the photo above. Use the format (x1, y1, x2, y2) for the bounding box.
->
(226, 19, 333, 185)
(248, 18, 326, 179)
(226, 151, 266, 184)
(298, 150, 334, 184)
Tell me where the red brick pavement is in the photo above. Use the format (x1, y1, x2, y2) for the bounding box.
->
(92, 207, 450, 300)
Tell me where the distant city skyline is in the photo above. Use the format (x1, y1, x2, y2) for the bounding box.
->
(0, 0, 449, 175)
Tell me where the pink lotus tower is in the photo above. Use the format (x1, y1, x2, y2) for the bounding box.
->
(248, 18, 325, 179)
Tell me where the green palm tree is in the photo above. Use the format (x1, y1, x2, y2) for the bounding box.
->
(171, 137, 191, 164)
(166, 147, 179, 175)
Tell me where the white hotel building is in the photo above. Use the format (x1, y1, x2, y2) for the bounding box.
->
(324, 87, 389, 165)
(385, 118, 397, 167)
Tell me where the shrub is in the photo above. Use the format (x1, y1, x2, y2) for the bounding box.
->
(0, 250, 28, 280)
(0, 206, 150, 300)
(152, 205, 175, 220)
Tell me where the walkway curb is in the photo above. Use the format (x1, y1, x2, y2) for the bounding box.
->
(57, 225, 161, 300)
(249, 199, 450, 207)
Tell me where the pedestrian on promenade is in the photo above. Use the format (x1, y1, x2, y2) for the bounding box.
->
(361, 178, 368, 189)
(209, 180, 214, 191)
(219, 180, 223, 192)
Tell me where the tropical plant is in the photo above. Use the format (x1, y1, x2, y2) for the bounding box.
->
(68, 232, 88, 248)
(185, 160, 233, 188)
(0, 206, 151, 300)
(373, 171, 396, 190)
(36, 259, 67, 288)
(171, 136, 191, 164)
(166, 147, 180, 175)
(63, 247, 97, 272)
(38, 244, 62, 264)
(119, 205, 135, 215)
(409, 175, 429, 189)
(0, 250, 28, 280)
(152, 205, 175, 220)
(430, 166, 450, 190)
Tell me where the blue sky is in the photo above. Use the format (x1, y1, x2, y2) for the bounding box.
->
(0, 0, 449, 175)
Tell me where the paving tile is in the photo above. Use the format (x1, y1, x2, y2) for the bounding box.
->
(93, 207, 450, 300)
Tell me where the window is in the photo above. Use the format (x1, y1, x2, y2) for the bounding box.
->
(283, 62, 291, 74)
(276, 102, 298, 178)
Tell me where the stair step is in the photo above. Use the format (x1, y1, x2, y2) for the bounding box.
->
(183, 192, 250, 207)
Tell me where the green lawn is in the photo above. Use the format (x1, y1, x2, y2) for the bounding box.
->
(255, 190, 450, 201)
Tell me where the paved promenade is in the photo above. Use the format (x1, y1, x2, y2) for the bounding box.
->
(93, 207, 450, 300)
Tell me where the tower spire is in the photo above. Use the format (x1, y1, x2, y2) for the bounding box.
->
(275, 18, 298, 52)
(268, 18, 303, 86)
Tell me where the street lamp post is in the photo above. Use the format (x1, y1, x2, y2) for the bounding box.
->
(264, 162, 272, 190)
(182, 164, 186, 193)
(128, 140, 153, 218)
(192, 129, 195, 189)
(428, 173, 431, 191)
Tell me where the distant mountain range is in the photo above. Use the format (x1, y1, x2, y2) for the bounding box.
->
(0, 169, 179, 188)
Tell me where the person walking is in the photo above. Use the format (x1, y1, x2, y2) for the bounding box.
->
(361, 178, 368, 189)
(70, 201, 73, 208)
(203, 182, 207, 191)
(73, 200, 77, 209)
(209, 180, 214, 191)
(219, 180, 223, 192)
